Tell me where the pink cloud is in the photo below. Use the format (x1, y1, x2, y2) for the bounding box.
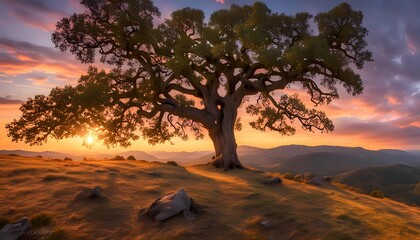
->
(215, 0, 225, 3)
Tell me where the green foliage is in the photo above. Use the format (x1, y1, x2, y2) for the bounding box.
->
(111, 155, 125, 160)
(167, 160, 179, 167)
(283, 172, 295, 180)
(31, 213, 53, 229)
(370, 190, 385, 199)
(6, 1, 372, 158)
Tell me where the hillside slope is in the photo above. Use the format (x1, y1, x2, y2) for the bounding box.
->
(235, 145, 420, 176)
(0, 155, 419, 240)
(335, 164, 420, 206)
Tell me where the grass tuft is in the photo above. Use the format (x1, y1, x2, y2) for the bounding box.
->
(31, 213, 53, 229)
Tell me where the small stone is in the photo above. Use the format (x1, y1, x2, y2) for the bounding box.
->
(294, 174, 303, 182)
(303, 172, 315, 183)
(87, 186, 107, 199)
(260, 220, 271, 227)
(262, 177, 282, 185)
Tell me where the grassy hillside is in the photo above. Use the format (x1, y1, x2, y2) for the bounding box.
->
(335, 164, 420, 206)
(0, 155, 419, 240)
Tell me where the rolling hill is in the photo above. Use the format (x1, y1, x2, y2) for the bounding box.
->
(335, 164, 420, 206)
(235, 145, 420, 176)
(3, 145, 420, 176)
(0, 154, 419, 239)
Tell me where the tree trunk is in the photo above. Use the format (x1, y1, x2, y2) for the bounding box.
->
(209, 97, 244, 170)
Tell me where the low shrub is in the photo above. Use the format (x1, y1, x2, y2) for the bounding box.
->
(166, 161, 179, 166)
(370, 190, 385, 199)
(111, 155, 125, 160)
(30, 213, 53, 229)
(127, 155, 136, 160)
(63, 157, 72, 161)
(282, 172, 294, 180)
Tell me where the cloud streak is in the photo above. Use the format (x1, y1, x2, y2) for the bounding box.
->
(0, 96, 23, 104)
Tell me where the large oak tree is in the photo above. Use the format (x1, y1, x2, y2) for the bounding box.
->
(7, 1, 372, 170)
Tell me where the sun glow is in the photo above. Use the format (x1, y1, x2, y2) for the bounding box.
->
(83, 134, 97, 148)
(86, 135, 95, 145)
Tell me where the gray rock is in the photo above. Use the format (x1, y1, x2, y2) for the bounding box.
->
(143, 188, 201, 221)
(260, 220, 271, 227)
(307, 177, 324, 186)
(87, 186, 107, 199)
(262, 177, 282, 185)
(303, 172, 315, 183)
(0, 217, 31, 240)
(294, 174, 303, 182)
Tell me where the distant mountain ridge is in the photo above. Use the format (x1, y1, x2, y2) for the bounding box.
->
(0, 149, 159, 161)
(2, 145, 420, 176)
(234, 145, 420, 175)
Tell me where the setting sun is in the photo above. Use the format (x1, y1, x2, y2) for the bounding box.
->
(85, 135, 95, 146)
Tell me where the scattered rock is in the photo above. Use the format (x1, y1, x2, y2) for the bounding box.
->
(303, 172, 315, 183)
(260, 220, 271, 227)
(322, 176, 332, 183)
(140, 188, 202, 222)
(166, 161, 179, 167)
(0, 217, 31, 240)
(294, 174, 303, 182)
(262, 177, 282, 185)
(87, 186, 107, 199)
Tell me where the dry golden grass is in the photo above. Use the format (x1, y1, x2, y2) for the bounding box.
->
(0, 154, 419, 240)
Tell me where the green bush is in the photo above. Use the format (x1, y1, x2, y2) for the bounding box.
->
(127, 155, 136, 160)
(282, 172, 294, 180)
(31, 213, 53, 229)
(167, 161, 179, 166)
(370, 190, 385, 199)
(112, 155, 125, 160)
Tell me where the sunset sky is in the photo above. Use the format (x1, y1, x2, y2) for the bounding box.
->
(0, 0, 419, 153)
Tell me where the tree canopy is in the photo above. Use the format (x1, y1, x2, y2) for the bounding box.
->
(6, 1, 372, 169)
